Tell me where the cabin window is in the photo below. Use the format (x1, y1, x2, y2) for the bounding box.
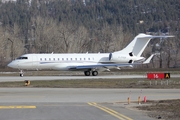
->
(40, 58, 42, 61)
(80, 58, 82, 60)
(71, 58, 73, 61)
(62, 58, 64, 61)
(53, 58, 55, 61)
(45, 58, 46, 61)
(58, 58, 60, 61)
(49, 58, 51, 61)
(75, 58, 77, 60)
(66, 58, 68, 61)
(84, 58, 86, 60)
(88, 58, 90, 60)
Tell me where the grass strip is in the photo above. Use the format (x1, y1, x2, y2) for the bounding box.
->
(0, 78, 180, 88)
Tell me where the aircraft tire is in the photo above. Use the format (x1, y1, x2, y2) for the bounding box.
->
(92, 71, 98, 76)
(84, 71, 91, 76)
(20, 73, 23, 77)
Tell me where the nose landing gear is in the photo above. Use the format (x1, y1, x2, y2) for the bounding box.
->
(19, 70, 24, 77)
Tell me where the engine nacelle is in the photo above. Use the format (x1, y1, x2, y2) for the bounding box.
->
(109, 53, 132, 63)
(109, 52, 145, 63)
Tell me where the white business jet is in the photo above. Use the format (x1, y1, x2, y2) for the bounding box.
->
(7, 33, 174, 76)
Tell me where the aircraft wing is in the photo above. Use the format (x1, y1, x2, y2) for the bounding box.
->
(68, 54, 155, 70)
(75, 63, 133, 69)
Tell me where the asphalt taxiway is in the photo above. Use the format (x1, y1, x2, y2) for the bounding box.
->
(0, 75, 180, 120)
(0, 75, 145, 82)
(0, 88, 180, 120)
(0, 74, 180, 82)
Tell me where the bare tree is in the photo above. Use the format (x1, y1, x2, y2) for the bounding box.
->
(171, 34, 180, 68)
(31, 16, 59, 53)
(90, 23, 116, 53)
(31, 17, 90, 54)
(0, 26, 6, 66)
(112, 26, 133, 52)
(100, 24, 115, 53)
(2, 24, 25, 62)
(69, 26, 89, 53)
(164, 37, 178, 68)
(56, 22, 77, 53)
(151, 37, 175, 68)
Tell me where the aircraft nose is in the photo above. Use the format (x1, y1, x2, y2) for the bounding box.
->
(7, 62, 12, 68)
(7, 62, 16, 68)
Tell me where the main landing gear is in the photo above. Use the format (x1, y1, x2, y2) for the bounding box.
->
(84, 70, 98, 76)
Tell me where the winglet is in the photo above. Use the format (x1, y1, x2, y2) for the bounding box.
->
(143, 54, 155, 64)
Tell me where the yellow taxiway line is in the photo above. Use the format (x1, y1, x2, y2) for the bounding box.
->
(0, 106, 36, 109)
(88, 102, 133, 120)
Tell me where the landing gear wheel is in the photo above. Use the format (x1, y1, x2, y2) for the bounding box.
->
(84, 71, 91, 76)
(20, 70, 24, 77)
(92, 71, 98, 76)
(20, 73, 23, 77)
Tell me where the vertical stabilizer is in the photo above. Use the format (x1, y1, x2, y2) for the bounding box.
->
(115, 33, 151, 57)
(132, 36, 152, 57)
(114, 33, 174, 57)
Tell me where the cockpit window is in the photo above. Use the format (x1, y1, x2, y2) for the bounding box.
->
(17, 57, 28, 60)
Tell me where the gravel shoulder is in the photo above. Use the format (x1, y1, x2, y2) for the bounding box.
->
(135, 99, 180, 120)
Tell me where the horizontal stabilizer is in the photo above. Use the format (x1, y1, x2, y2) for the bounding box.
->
(143, 54, 155, 64)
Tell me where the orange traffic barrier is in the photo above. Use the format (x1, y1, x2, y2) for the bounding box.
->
(138, 96, 141, 104)
(127, 97, 130, 104)
(144, 96, 147, 103)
